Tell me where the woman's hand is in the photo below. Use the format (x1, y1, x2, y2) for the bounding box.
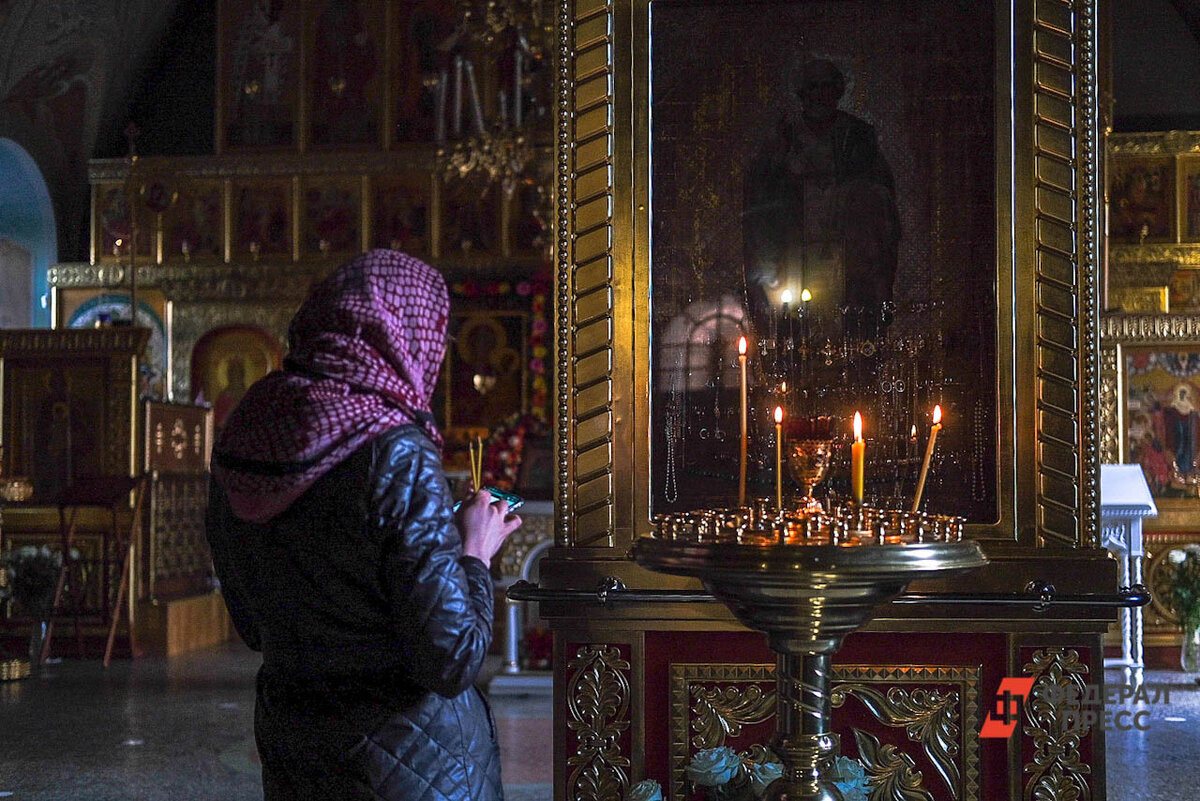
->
(457, 489, 522, 563)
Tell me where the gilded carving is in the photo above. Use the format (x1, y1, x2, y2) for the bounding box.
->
(831, 684, 960, 797)
(498, 511, 554, 579)
(853, 728, 934, 801)
(1022, 648, 1092, 801)
(148, 475, 213, 599)
(566, 644, 631, 801)
(89, 151, 440, 183)
(670, 664, 981, 801)
(1110, 130, 1200, 155)
(48, 263, 163, 289)
(1032, 0, 1087, 547)
(1099, 313, 1200, 342)
(1098, 344, 1119, 464)
(1107, 287, 1169, 315)
(558, 0, 617, 549)
(1110, 246, 1200, 269)
(158, 262, 324, 303)
(690, 684, 776, 750)
(1077, 0, 1102, 549)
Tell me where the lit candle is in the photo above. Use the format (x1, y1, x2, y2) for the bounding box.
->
(851, 412, 865, 506)
(911, 405, 943, 512)
(738, 336, 748, 507)
(775, 406, 784, 509)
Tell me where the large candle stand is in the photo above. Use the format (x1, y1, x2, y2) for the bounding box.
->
(633, 509, 985, 801)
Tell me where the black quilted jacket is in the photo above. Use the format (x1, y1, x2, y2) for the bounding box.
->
(206, 425, 503, 800)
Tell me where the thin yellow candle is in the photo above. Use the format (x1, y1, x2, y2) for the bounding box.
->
(851, 412, 865, 505)
(738, 336, 748, 507)
(774, 406, 784, 509)
(911, 405, 943, 512)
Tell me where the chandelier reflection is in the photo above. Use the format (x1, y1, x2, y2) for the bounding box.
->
(434, 0, 552, 197)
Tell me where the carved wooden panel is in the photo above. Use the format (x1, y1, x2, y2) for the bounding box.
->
(565, 642, 633, 801)
(1019, 646, 1095, 801)
(669, 663, 981, 801)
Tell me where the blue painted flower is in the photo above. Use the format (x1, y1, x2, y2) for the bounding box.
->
(625, 779, 663, 801)
(747, 761, 783, 798)
(832, 756, 869, 801)
(686, 746, 744, 787)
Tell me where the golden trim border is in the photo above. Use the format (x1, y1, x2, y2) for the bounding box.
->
(1099, 313, 1200, 489)
(551, 0, 1102, 552)
(1110, 131, 1200, 156)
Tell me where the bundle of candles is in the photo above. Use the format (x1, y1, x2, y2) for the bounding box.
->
(468, 435, 485, 490)
(652, 501, 965, 547)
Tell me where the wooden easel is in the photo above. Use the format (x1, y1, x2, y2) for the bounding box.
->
(41, 476, 147, 667)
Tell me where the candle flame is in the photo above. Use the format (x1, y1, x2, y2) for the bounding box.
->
(853, 411, 863, 441)
(781, 381, 787, 392)
(774, 406, 784, 424)
(910, 424, 917, 439)
(933, 404, 943, 425)
(800, 288, 812, 302)
(738, 336, 747, 355)
(780, 289, 793, 305)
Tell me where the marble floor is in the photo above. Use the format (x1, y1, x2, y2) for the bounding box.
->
(0, 641, 551, 801)
(1, 643, 1197, 800)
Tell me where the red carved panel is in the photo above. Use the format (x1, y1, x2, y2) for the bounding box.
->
(644, 630, 1012, 801)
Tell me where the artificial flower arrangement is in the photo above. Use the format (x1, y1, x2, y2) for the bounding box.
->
(1165, 544, 1200, 632)
(625, 748, 869, 801)
(0, 545, 71, 620)
(480, 412, 550, 491)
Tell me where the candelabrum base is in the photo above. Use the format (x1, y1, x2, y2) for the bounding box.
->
(762, 778, 843, 801)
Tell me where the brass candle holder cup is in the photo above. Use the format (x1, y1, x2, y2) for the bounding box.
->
(785, 438, 833, 502)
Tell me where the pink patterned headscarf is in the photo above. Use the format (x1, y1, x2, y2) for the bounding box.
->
(213, 250, 449, 523)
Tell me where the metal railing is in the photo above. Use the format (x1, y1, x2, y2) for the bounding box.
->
(507, 578, 1150, 612)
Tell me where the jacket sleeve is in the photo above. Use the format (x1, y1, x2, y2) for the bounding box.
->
(373, 433, 495, 697)
(204, 481, 263, 651)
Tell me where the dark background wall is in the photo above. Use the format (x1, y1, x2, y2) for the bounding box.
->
(3, 0, 1200, 266)
(1112, 0, 1200, 132)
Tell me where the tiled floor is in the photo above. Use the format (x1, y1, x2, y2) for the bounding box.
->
(2, 645, 1197, 800)
(1103, 669, 1200, 801)
(0, 641, 551, 800)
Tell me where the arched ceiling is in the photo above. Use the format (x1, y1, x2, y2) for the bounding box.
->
(0, 0, 180, 259)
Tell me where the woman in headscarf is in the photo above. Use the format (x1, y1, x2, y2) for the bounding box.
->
(206, 250, 520, 800)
